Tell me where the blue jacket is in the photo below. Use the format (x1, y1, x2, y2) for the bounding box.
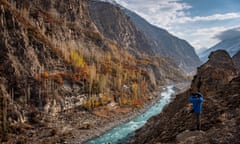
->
(189, 93, 203, 114)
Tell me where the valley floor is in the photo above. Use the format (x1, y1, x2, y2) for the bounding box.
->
(3, 83, 190, 144)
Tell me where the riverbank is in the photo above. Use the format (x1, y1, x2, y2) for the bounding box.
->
(72, 82, 190, 143)
(65, 86, 164, 143)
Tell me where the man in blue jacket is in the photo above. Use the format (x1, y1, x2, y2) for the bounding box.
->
(189, 92, 203, 130)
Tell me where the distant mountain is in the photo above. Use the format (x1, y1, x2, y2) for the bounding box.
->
(199, 36, 240, 62)
(89, 1, 201, 73)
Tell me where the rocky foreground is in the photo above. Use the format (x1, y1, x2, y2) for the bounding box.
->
(128, 50, 240, 144)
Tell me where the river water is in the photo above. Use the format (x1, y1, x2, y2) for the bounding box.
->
(84, 85, 176, 144)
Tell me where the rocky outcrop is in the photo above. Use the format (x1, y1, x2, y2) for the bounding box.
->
(191, 50, 237, 96)
(233, 50, 240, 71)
(128, 50, 240, 144)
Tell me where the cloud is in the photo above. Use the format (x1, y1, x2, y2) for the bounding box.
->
(109, 0, 240, 30)
(176, 12, 240, 23)
(214, 27, 240, 41)
(110, 0, 192, 29)
(185, 26, 240, 49)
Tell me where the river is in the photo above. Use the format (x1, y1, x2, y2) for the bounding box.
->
(84, 85, 176, 144)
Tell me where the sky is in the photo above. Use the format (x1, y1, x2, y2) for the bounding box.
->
(103, 0, 240, 53)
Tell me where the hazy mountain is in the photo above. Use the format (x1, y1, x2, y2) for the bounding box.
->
(199, 36, 240, 62)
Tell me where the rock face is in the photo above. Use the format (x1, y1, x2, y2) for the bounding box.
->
(88, 1, 152, 54)
(233, 50, 240, 71)
(88, 1, 201, 73)
(129, 50, 240, 144)
(191, 50, 237, 96)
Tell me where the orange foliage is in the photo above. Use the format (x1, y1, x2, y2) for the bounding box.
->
(41, 72, 49, 79)
(132, 100, 143, 108)
(52, 74, 63, 85)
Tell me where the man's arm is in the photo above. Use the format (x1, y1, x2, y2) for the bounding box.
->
(189, 96, 196, 103)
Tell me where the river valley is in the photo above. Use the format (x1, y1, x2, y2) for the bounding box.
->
(84, 85, 176, 144)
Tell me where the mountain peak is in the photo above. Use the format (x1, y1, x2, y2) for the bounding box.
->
(208, 50, 232, 63)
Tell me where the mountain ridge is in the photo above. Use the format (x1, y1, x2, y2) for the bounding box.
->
(199, 36, 240, 62)
(124, 8, 201, 73)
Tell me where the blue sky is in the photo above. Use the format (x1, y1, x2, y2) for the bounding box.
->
(103, 0, 240, 53)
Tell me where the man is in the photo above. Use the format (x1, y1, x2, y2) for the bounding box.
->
(189, 92, 203, 130)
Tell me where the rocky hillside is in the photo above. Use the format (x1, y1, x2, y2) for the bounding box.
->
(233, 50, 240, 71)
(88, 0, 152, 55)
(0, 0, 188, 143)
(129, 50, 240, 144)
(89, 0, 201, 73)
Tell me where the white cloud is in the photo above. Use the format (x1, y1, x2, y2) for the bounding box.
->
(112, 0, 192, 29)
(176, 13, 240, 23)
(112, 0, 240, 28)
(181, 25, 240, 50)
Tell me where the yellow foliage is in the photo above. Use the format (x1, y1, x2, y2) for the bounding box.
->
(105, 52, 111, 63)
(131, 82, 138, 99)
(70, 50, 85, 68)
(101, 95, 109, 104)
(83, 100, 91, 110)
(99, 75, 107, 93)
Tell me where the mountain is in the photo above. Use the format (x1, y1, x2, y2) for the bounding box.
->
(124, 9, 201, 73)
(0, 0, 189, 143)
(88, 0, 152, 54)
(129, 50, 240, 144)
(199, 36, 240, 62)
(89, 1, 201, 74)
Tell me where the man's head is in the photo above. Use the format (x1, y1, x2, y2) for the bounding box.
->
(192, 92, 200, 98)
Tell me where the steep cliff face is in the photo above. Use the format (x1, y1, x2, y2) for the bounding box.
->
(129, 50, 240, 144)
(88, 1, 152, 54)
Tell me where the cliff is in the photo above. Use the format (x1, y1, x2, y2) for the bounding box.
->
(129, 50, 240, 144)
